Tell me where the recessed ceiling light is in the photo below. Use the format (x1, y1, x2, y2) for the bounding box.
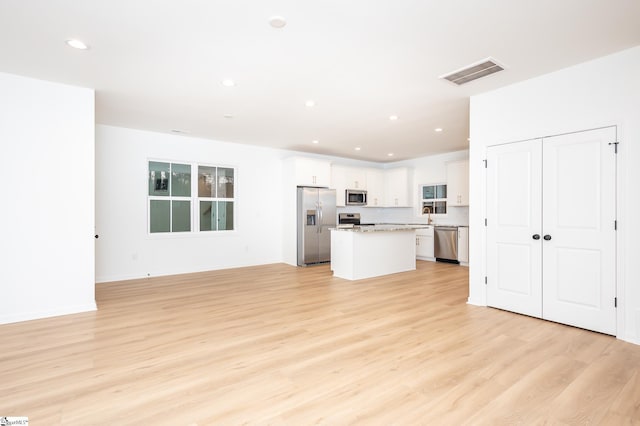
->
(269, 16, 287, 29)
(434, 128, 443, 132)
(389, 115, 398, 121)
(312, 140, 319, 144)
(387, 153, 394, 157)
(222, 79, 235, 87)
(223, 114, 234, 119)
(65, 39, 89, 50)
(305, 100, 316, 107)
(355, 147, 361, 151)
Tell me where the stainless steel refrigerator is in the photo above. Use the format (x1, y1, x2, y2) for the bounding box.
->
(297, 187, 336, 266)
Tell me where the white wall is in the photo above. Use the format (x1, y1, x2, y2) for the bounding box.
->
(469, 46, 640, 344)
(95, 125, 291, 282)
(390, 150, 469, 225)
(0, 72, 96, 324)
(0, 71, 471, 326)
(98, 126, 428, 275)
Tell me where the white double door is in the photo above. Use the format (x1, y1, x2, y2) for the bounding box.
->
(486, 127, 616, 335)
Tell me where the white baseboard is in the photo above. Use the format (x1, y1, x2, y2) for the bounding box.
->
(96, 261, 285, 284)
(466, 297, 486, 307)
(0, 302, 97, 325)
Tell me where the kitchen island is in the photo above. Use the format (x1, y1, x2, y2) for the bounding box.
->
(330, 225, 428, 280)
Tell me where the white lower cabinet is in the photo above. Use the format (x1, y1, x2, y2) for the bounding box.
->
(457, 226, 469, 265)
(415, 227, 434, 260)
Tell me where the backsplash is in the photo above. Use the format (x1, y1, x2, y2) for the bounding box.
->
(336, 206, 387, 224)
(430, 206, 469, 226)
(382, 205, 469, 225)
(336, 206, 469, 226)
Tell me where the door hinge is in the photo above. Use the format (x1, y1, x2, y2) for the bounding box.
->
(614, 220, 617, 230)
(608, 141, 619, 154)
(614, 297, 617, 308)
(483, 159, 487, 168)
(485, 276, 487, 285)
(484, 218, 487, 226)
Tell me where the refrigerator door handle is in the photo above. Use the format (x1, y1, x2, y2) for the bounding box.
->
(318, 204, 323, 233)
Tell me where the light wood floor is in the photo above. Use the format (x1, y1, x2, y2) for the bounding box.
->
(2, 261, 639, 425)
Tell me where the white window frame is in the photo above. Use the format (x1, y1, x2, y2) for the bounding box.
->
(196, 163, 236, 233)
(420, 183, 448, 216)
(147, 160, 237, 235)
(148, 161, 193, 234)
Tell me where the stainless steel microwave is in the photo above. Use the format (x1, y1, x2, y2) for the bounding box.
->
(345, 189, 367, 206)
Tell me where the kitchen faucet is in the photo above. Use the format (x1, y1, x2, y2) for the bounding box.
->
(423, 206, 433, 224)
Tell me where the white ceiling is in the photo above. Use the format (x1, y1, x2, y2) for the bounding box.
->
(1, 1, 639, 162)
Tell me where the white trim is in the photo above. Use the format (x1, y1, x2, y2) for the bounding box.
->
(0, 302, 97, 325)
(95, 261, 282, 284)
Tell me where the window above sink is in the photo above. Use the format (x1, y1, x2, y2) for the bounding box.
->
(420, 184, 447, 215)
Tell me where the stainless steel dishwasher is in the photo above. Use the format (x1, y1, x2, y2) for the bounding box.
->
(434, 226, 459, 263)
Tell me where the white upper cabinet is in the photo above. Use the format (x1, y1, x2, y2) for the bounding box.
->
(331, 165, 367, 207)
(291, 157, 331, 187)
(331, 165, 348, 206)
(330, 165, 412, 208)
(346, 167, 367, 190)
(365, 168, 385, 207)
(446, 160, 469, 206)
(384, 167, 411, 207)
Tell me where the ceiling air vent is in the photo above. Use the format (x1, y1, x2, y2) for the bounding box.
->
(440, 58, 505, 85)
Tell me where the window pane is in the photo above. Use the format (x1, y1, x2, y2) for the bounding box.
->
(150, 200, 170, 233)
(200, 201, 215, 231)
(218, 201, 234, 230)
(198, 166, 216, 198)
(149, 162, 170, 196)
(172, 200, 191, 232)
(436, 185, 447, 199)
(434, 201, 447, 214)
(422, 185, 435, 200)
(423, 201, 446, 214)
(217, 168, 234, 198)
(171, 163, 191, 197)
(422, 202, 434, 215)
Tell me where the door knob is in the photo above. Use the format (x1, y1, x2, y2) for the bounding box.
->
(532, 234, 540, 240)
(543, 235, 552, 241)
